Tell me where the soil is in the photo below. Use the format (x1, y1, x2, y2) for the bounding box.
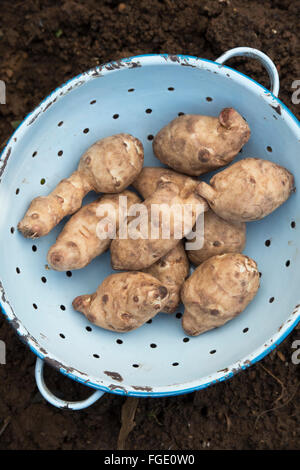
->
(0, 0, 299, 451)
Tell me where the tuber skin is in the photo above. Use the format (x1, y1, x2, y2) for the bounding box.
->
(18, 134, 144, 238)
(72, 272, 170, 332)
(197, 157, 295, 222)
(187, 209, 246, 266)
(181, 253, 260, 336)
(110, 176, 208, 271)
(133, 166, 198, 199)
(143, 241, 190, 313)
(153, 108, 250, 176)
(47, 190, 141, 271)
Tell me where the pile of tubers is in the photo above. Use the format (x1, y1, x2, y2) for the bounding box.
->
(18, 108, 295, 336)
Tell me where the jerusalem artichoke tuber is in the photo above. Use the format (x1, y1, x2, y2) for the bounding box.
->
(72, 272, 170, 332)
(18, 134, 143, 238)
(181, 253, 260, 336)
(47, 190, 141, 271)
(197, 157, 295, 222)
(153, 108, 250, 175)
(143, 241, 190, 313)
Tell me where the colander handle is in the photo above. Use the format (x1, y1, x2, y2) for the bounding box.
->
(216, 47, 280, 97)
(35, 357, 105, 410)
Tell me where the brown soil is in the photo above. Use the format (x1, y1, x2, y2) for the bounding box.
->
(0, 0, 299, 451)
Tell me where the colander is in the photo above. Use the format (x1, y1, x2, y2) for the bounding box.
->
(1, 47, 299, 410)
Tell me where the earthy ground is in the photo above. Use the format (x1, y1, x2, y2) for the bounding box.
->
(0, 0, 299, 450)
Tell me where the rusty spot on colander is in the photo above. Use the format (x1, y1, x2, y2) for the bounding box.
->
(91, 69, 103, 77)
(181, 62, 196, 68)
(132, 385, 153, 392)
(45, 356, 88, 377)
(43, 97, 58, 112)
(10, 318, 20, 331)
(27, 111, 42, 126)
(104, 371, 123, 382)
(217, 368, 229, 373)
(168, 55, 180, 63)
(271, 104, 281, 115)
(109, 384, 128, 392)
(0, 147, 12, 181)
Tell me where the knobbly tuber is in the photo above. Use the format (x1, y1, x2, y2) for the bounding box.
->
(110, 176, 208, 270)
(133, 166, 197, 199)
(181, 253, 260, 336)
(72, 272, 169, 332)
(18, 134, 144, 238)
(143, 241, 190, 313)
(187, 210, 246, 266)
(153, 108, 250, 176)
(47, 190, 141, 271)
(197, 157, 295, 222)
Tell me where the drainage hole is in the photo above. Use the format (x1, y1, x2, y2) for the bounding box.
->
(172, 362, 179, 366)
(128, 88, 135, 92)
(146, 319, 152, 324)
(116, 339, 123, 344)
(132, 364, 139, 368)
(206, 97, 213, 102)
(168, 87, 175, 91)
(60, 305, 66, 311)
(10, 227, 15, 234)
(59, 333, 65, 339)
(33, 303, 38, 310)
(32, 151, 37, 158)
(243, 327, 249, 333)
(265, 239, 271, 247)
(86, 326, 92, 332)
(178, 112, 185, 116)
(90, 100, 96, 105)
(58, 121, 63, 127)
(285, 260, 290, 267)
(183, 337, 189, 343)
(58, 150, 63, 157)
(113, 114, 119, 119)
(16, 267, 20, 274)
(176, 312, 182, 319)
(266, 146, 272, 152)
(16, 188, 20, 195)
(147, 134, 154, 141)
(150, 343, 157, 348)
(41, 276, 47, 283)
(291, 221, 296, 229)
(269, 297, 275, 303)
(40, 178, 46, 185)
(66, 271, 72, 277)
(32, 245, 37, 252)
(83, 128, 89, 134)
(210, 349, 216, 355)
(93, 354, 100, 359)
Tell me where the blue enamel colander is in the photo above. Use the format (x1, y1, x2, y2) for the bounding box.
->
(0, 47, 299, 410)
